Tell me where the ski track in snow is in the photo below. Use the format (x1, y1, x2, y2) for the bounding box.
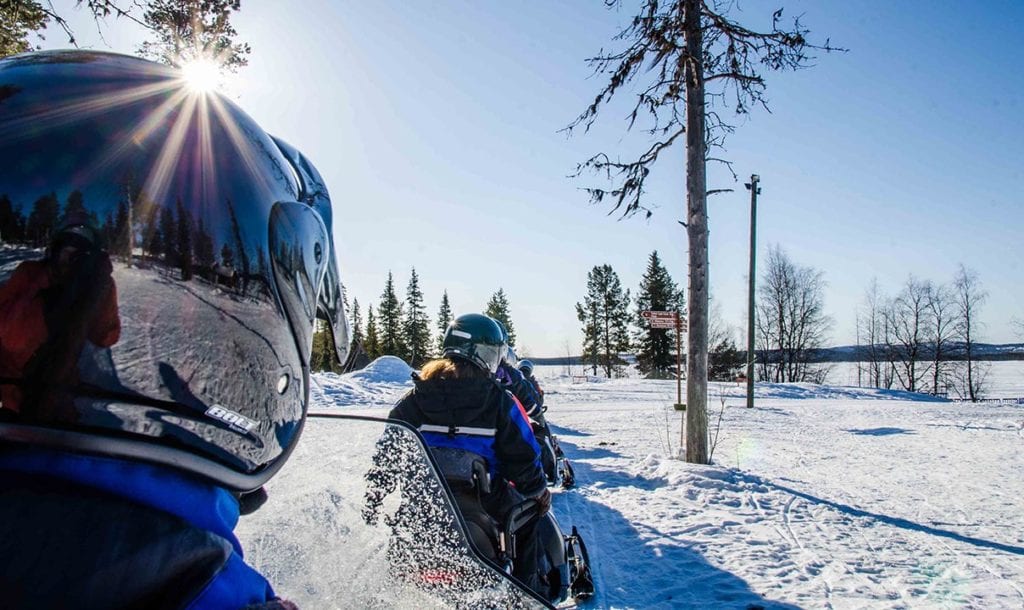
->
(311, 363, 1024, 609)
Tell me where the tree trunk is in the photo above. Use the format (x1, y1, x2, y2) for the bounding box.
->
(965, 310, 975, 401)
(683, 0, 709, 464)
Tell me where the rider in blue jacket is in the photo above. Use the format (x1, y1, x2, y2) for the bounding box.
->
(384, 314, 550, 593)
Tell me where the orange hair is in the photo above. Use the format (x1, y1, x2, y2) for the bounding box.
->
(419, 357, 487, 381)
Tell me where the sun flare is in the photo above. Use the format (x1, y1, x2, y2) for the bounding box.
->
(180, 58, 223, 93)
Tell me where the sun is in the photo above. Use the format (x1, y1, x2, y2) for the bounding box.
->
(180, 58, 223, 93)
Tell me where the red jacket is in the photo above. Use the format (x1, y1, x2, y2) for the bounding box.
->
(0, 258, 120, 412)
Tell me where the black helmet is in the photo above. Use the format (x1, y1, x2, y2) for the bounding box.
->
(517, 359, 535, 377)
(51, 209, 103, 252)
(0, 51, 348, 491)
(493, 318, 510, 346)
(442, 314, 504, 373)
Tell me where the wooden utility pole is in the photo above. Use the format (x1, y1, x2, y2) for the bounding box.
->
(745, 174, 760, 408)
(683, 0, 708, 464)
(676, 316, 683, 407)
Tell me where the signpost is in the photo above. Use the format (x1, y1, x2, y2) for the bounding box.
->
(641, 310, 687, 410)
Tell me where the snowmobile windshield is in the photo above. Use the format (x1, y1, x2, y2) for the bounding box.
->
(235, 415, 552, 609)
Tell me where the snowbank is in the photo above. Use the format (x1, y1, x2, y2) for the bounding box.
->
(346, 356, 415, 384)
(310, 356, 414, 410)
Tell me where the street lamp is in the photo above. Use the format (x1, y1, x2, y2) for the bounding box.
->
(744, 174, 760, 409)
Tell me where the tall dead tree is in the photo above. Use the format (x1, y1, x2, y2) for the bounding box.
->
(565, 0, 838, 464)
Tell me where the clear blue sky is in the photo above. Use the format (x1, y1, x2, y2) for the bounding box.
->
(35, 1, 1024, 356)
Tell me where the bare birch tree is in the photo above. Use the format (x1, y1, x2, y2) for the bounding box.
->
(925, 281, 957, 395)
(565, 0, 838, 464)
(952, 265, 987, 401)
(858, 278, 887, 387)
(886, 276, 931, 392)
(754, 245, 831, 383)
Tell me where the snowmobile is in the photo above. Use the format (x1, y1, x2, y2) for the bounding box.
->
(235, 414, 594, 609)
(531, 410, 576, 489)
(429, 446, 594, 606)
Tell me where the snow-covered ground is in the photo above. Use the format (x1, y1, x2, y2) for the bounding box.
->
(299, 358, 1024, 609)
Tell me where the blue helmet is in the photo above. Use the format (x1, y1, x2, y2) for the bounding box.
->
(0, 51, 348, 491)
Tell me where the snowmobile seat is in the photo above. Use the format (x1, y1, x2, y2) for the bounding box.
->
(429, 447, 505, 565)
(430, 446, 492, 495)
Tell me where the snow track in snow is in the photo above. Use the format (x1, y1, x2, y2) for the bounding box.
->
(308, 363, 1024, 609)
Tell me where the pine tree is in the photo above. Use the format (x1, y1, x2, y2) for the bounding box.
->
(364, 306, 381, 360)
(219, 242, 234, 269)
(0, 195, 25, 243)
(0, 1, 48, 58)
(194, 217, 216, 276)
(377, 272, 406, 358)
(175, 198, 193, 281)
(485, 288, 516, 345)
(226, 198, 250, 293)
(113, 201, 132, 261)
(63, 189, 88, 219)
(634, 251, 684, 378)
(139, 206, 158, 259)
(350, 298, 364, 347)
(159, 205, 178, 265)
(403, 268, 431, 367)
(310, 319, 343, 373)
(138, 0, 251, 71)
(102, 212, 116, 249)
(26, 192, 59, 247)
(436, 291, 453, 355)
(576, 264, 632, 377)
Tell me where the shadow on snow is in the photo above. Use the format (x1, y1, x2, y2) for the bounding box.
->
(844, 427, 916, 436)
(555, 425, 798, 610)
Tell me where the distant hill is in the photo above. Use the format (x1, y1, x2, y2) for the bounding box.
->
(531, 343, 1024, 363)
(803, 342, 1024, 363)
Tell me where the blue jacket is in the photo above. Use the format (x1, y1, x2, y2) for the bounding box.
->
(389, 374, 545, 497)
(0, 446, 277, 609)
(496, 363, 541, 417)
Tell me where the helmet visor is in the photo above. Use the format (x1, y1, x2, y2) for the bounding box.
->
(0, 51, 344, 488)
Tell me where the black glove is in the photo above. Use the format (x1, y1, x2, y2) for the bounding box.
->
(237, 487, 268, 515)
(531, 488, 551, 517)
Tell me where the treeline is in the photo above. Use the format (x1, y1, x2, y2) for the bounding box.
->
(580, 246, 997, 401)
(576, 251, 745, 381)
(311, 272, 518, 373)
(746, 247, 993, 400)
(742, 246, 992, 400)
(856, 266, 988, 400)
(0, 188, 265, 295)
